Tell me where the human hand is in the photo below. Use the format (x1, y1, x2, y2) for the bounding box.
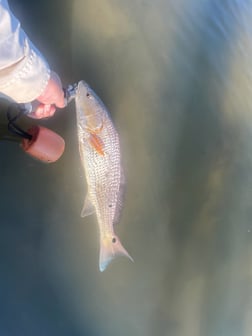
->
(28, 71, 65, 119)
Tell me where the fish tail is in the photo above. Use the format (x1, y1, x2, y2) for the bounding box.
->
(99, 235, 133, 272)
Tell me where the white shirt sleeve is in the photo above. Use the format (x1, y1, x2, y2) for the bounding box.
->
(0, 0, 50, 103)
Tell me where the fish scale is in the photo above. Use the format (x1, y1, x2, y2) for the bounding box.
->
(80, 121, 120, 229)
(75, 81, 133, 271)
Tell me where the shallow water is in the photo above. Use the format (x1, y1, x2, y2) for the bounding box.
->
(1, 0, 252, 335)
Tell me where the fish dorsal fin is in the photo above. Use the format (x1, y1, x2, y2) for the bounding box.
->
(81, 194, 95, 217)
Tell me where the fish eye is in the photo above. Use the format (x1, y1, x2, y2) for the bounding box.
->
(86, 92, 91, 98)
(112, 237, 116, 243)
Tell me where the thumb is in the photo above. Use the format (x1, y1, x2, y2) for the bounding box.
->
(37, 71, 65, 108)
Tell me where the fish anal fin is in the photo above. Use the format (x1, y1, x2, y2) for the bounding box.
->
(81, 195, 95, 218)
(99, 235, 133, 272)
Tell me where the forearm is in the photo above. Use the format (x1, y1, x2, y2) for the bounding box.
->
(0, 0, 50, 103)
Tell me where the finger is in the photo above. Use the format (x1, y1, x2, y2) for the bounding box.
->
(37, 71, 66, 108)
(48, 105, 56, 116)
(49, 72, 65, 108)
(44, 104, 56, 116)
(27, 104, 56, 119)
(54, 90, 66, 108)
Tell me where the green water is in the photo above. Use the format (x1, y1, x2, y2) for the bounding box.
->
(1, 0, 252, 335)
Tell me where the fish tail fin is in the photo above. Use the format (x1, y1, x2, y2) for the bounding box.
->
(99, 235, 133, 272)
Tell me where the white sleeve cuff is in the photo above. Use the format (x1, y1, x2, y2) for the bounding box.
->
(0, 38, 51, 103)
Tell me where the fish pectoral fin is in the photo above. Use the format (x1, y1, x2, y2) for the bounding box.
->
(81, 195, 95, 218)
(88, 133, 105, 156)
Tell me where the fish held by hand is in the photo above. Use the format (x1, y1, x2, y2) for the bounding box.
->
(75, 80, 133, 271)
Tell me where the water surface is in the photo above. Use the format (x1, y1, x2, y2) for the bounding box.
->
(1, 0, 252, 335)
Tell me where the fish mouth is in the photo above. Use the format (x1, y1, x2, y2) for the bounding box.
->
(76, 80, 96, 105)
(77, 80, 91, 97)
(76, 81, 104, 132)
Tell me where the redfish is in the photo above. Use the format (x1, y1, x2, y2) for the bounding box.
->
(75, 81, 133, 271)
